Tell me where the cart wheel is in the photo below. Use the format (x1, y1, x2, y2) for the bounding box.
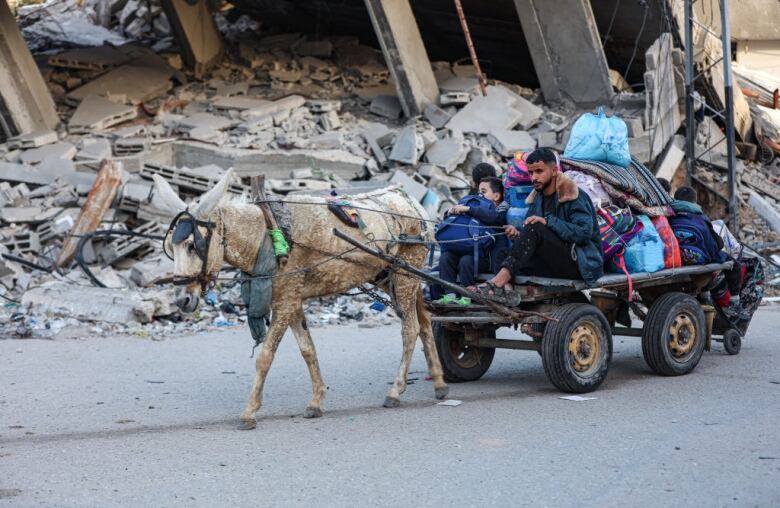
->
(723, 329, 742, 355)
(541, 304, 612, 393)
(642, 292, 706, 376)
(434, 323, 495, 383)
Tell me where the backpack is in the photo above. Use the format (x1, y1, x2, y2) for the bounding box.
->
(435, 195, 496, 258)
(503, 151, 531, 188)
(668, 213, 723, 265)
(597, 205, 641, 260)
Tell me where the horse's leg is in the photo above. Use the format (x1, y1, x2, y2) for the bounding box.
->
(238, 302, 296, 430)
(415, 286, 449, 400)
(383, 277, 421, 408)
(289, 305, 326, 418)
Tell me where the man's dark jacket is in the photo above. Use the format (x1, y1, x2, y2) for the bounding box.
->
(524, 173, 604, 286)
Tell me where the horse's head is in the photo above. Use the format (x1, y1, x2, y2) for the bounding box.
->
(152, 169, 235, 312)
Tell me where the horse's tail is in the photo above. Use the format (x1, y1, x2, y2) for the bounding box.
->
(415, 284, 433, 337)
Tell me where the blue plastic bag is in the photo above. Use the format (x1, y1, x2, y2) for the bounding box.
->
(564, 107, 631, 167)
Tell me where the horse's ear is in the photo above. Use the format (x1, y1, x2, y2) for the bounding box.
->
(151, 174, 186, 211)
(192, 168, 234, 219)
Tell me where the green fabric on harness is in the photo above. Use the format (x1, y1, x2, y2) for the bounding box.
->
(269, 228, 289, 257)
(241, 231, 277, 347)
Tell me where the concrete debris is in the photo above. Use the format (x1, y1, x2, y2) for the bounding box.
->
(4, 14, 777, 338)
(487, 130, 536, 158)
(370, 95, 403, 119)
(68, 95, 138, 134)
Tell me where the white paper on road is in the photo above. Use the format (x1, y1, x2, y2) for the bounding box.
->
(437, 399, 463, 407)
(559, 395, 597, 402)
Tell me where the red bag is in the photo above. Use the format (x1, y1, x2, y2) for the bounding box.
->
(651, 216, 681, 269)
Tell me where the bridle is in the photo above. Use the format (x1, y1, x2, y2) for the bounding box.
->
(164, 210, 221, 297)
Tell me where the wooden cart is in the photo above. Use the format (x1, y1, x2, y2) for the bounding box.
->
(430, 262, 737, 393)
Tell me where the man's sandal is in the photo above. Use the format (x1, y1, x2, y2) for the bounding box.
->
(470, 281, 521, 307)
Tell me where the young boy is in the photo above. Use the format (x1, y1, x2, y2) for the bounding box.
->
(671, 186, 746, 319)
(436, 177, 509, 304)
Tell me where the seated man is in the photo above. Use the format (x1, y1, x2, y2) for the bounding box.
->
(471, 148, 603, 303)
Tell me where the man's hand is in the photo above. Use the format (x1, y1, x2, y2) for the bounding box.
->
(503, 224, 520, 239)
(524, 215, 547, 226)
(449, 205, 470, 215)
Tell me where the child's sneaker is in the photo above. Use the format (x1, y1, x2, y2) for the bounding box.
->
(434, 293, 458, 305)
(455, 296, 471, 306)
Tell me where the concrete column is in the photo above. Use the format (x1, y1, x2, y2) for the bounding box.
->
(364, 0, 439, 117)
(160, 0, 223, 78)
(513, 0, 613, 106)
(0, 0, 59, 139)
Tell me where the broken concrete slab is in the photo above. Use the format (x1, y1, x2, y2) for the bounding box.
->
(76, 138, 112, 161)
(423, 103, 452, 129)
(20, 142, 77, 165)
(319, 111, 341, 131)
(446, 86, 524, 134)
(7, 130, 58, 149)
(68, 95, 138, 134)
(389, 170, 428, 202)
(370, 95, 403, 119)
(307, 131, 343, 150)
(172, 142, 367, 180)
(177, 113, 235, 132)
(130, 256, 174, 287)
(655, 134, 685, 182)
(21, 283, 176, 324)
(536, 131, 557, 148)
(67, 61, 176, 104)
(388, 125, 422, 165)
(439, 92, 470, 107)
(241, 95, 306, 121)
(0, 206, 63, 224)
(211, 96, 270, 111)
(48, 45, 133, 70)
(424, 137, 467, 172)
(748, 191, 780, 235)
(513, 96, 543, 130)
(488, 130, 537, 157)
(438, 77, 480, 94)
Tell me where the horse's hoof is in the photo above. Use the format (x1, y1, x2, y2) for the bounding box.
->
(303, 406, 323, 418)
(237, 418, 256, 430)
(435, 385, 450, 400)
(383, 396, 401, 408)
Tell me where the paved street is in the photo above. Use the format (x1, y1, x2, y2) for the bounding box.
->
(2, 307, 780, 507)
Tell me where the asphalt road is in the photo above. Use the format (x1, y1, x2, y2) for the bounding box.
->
(2, 307, 780, 507)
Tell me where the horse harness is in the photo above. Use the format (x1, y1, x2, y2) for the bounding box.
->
(164, 210, 224, 297)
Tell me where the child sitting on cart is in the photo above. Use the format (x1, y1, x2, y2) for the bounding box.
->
(435, 177, 509, 305)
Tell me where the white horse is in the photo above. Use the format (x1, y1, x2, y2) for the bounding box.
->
(153, 170, 448, 429)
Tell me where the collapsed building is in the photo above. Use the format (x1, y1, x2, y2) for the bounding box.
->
(0, 0, 779, 338)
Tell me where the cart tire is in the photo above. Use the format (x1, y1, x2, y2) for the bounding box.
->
(541, 304, 612, 393)
(434, 323, 495, 383)
(642, 292, 706, 376)
(723, 329, 742, 355)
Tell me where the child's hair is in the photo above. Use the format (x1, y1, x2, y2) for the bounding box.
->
(472, 163, 497, 186)
(480, 176, 504, 201)
(656, 177, 672, 193)
(674, 185, 698, 203)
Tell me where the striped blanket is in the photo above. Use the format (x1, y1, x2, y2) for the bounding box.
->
(561, 157, 674, 217)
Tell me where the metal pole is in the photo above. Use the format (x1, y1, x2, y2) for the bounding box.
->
(719, 0, 739, 233)
(453, 0, 488, 96)
(684, 0, 696, 185)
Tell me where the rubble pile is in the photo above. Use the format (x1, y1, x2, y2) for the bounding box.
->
(2, 9, 779, 338)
